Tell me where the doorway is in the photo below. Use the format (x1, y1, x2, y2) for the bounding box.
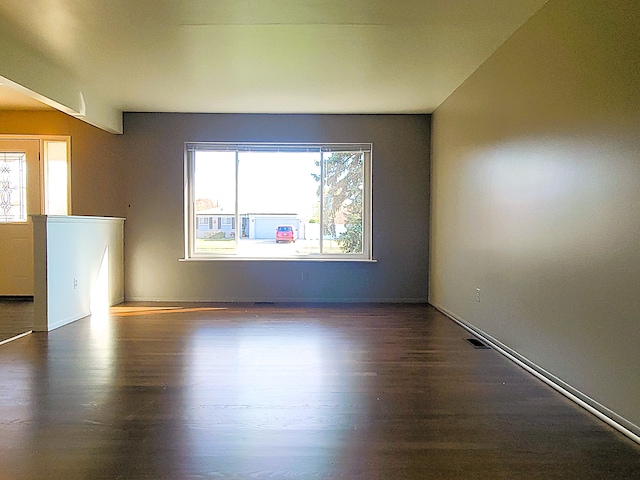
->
(0, 137, 69, 343)
(0, 139, 40, 296)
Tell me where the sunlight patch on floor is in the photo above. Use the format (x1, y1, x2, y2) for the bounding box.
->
(110, 306, 228, 317)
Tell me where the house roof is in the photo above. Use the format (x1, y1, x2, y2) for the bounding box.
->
(197, 211, 299, 217)
(196, 208, 227, 215)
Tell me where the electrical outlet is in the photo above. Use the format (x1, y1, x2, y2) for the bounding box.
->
(476, 288, 481, 302)
(74, 278, 78, 289)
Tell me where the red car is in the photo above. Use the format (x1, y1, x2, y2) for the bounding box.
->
(276, 225, 296, 243)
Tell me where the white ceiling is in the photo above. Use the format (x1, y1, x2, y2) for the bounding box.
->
(0, 0, 548, 115)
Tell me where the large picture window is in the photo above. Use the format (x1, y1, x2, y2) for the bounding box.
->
(185, 143, 372, 260)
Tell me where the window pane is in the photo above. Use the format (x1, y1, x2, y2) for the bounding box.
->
(194, 151, 237, 254)
(236, 152, 321, 257)
(0, 153, 27, 223)
(322, 152, 364, 254)
(45, 141, 69, 215)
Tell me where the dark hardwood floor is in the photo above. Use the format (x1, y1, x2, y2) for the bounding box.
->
(0, 297, 33, 344)
(0, 303, 638, 479)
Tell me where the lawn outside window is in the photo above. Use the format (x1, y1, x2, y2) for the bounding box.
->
(184, 142, 373, 261)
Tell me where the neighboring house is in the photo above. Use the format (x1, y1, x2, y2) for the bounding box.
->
(196, 208, 236, 239)
(196, 210, 302, 240)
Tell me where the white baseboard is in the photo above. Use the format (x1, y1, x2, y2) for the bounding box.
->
(110, 296, 125, 306)
(124, 296, 429, 303)
(47, 311, 90, 332)
(433, 303, 640, 445)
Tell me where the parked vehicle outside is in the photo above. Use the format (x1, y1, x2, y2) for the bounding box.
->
(276, 225, 296, 243)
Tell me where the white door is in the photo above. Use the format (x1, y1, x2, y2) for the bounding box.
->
(0, 140, 40, 295)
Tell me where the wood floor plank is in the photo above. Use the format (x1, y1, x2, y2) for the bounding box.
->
(0, 303, 638, 479)
(0, 297, 32, 344)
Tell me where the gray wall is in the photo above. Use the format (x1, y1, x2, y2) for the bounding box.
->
(123, 114, 430, 302)
(430, 0, 640, 431)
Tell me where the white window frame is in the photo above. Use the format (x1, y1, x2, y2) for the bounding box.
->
(183, 142, 373, 261)
(0, 134, 71, 220)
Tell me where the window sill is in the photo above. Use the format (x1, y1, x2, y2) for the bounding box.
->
(179, 256, 377, 263)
